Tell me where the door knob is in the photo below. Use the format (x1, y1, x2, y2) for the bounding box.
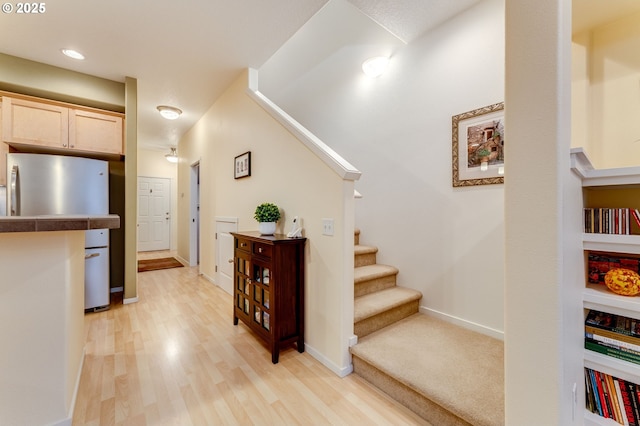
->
(228, 259, 234, 263)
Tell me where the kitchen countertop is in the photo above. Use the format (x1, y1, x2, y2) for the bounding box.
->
(0, 214, 120, 233)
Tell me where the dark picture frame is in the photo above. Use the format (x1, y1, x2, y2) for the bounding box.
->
(452, 102, 505, 187)
(234, 151, 251, 179)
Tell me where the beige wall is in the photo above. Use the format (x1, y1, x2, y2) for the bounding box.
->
(0, 53, 124, 112)
(572, 11, 640, 168)
(178, 70, 355, 373)
(137, 148, 178, 251)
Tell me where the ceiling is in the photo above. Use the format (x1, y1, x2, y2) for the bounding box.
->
(0, 0, 481, 151)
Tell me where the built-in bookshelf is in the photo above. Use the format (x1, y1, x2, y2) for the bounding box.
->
(573, 148, 640, 425)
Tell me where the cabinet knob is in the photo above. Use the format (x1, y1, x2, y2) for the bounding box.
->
(258, 248, 263, 253)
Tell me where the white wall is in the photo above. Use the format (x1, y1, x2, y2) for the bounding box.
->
(259, 0, 505, 337)
(177, 70, 356, 375)
(137, 148, 178, 251)
(505, 0, 579, 424)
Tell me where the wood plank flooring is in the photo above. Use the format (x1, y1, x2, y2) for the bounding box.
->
(72, 258, 428, 425)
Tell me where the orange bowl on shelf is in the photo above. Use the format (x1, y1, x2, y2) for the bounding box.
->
(604, 268, 640, 296)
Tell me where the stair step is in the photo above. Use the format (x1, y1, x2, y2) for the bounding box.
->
(354, 286, 421, 337)
(351, 314, 505, 426)
(355, 286, 422, 322)
(354, 264, 399, 297)
(355, 244, 378, 267)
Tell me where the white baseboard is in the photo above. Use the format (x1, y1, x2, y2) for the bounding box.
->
(123, 296, 139, 305)
(175, 254, 190, 266)
(305, 343, 353, 378)
(51, 347, 86, 426)
(201, 272, 215, 284)
(419, 306, 504, 341)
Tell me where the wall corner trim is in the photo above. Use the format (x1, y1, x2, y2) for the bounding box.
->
(245, 68, 362, 182)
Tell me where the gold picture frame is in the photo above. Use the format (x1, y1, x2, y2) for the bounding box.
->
(452, 102, 504, 187)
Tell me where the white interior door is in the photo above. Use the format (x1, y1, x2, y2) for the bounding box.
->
(138, 177, 171, 252)
(216, 218, 237, 295)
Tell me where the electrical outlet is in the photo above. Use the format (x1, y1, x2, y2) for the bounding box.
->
(322, 218, 334, 236)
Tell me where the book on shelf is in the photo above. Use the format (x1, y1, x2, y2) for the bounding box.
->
(586, 325, 640, 348)
(588, 255, 640, 285)
(586, 309, 640, 337)
(585, 367, 640, 425)
(585, 339, 640, 366)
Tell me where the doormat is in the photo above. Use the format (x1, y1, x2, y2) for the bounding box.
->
(138, 257, 184, 272)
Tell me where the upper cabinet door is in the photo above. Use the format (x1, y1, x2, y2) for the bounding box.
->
(1, 96, 69, 148)
(69, 109, 123, 155)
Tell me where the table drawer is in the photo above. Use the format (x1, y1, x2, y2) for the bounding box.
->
(253, 242, 272, 259)
(236, 237, 251, 253)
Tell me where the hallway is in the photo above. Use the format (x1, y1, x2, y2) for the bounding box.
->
(72, 264, 427, 425)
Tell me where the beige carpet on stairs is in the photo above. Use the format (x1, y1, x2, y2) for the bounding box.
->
(351, 313, 504, 426)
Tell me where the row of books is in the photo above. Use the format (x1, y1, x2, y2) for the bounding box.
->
(585, 310, 640, 424)
(586, 367, 640, 425)
(584, 208, 640, 235)
(586, 309, 640, 367)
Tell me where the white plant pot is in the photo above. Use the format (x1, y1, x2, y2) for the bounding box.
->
(258, 222, 276, 235)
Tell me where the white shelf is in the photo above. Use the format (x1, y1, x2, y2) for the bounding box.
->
(584, 349, 640, 384)
(585, 409, 626, 426)
(584, 284, 640, 320)
(583, 233, 640, 254)
(571, 148, 640, 187)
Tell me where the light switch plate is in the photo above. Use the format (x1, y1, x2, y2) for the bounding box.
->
(322, 218, 334, 236)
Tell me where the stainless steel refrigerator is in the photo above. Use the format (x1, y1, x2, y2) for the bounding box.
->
(6, 153, 111, 311)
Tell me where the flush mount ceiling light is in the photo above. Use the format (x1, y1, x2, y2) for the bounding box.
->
(157, 105, 182, 120)
(362, 56, 390, 78)
(165, 147, 178, 163)
(61, 48, 85, 60)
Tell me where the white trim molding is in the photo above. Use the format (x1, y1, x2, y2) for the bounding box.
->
(246, 68, 361, 182)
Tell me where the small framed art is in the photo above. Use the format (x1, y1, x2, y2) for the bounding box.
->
(234, 151, 251, 179)
(452, 102, 504, 187)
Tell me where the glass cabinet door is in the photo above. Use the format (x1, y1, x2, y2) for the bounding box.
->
(235, 253, 251, 317)
(252, 260, 272, 332)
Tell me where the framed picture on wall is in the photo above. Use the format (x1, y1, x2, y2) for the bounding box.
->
(234, 151, 251, 179)
(452, 102, 504, 187)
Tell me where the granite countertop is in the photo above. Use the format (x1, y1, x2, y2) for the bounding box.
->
(0, 214, 120, 233)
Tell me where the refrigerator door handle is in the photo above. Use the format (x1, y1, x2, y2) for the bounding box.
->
(10, 165, 19, 216)
(85, 252, 101, 260)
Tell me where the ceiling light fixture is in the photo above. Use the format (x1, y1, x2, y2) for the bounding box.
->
(61, 49, 85, 60)
(362, 56, 390, 78)
(165, 147, 178, 163)
(157, 105, 182, 120)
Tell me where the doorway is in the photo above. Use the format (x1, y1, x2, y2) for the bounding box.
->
(190, 162, 200, 266)
(215, 217, 237, 295)
(137, 176, 171, 252)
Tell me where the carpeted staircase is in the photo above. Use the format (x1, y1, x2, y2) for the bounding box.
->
(350, 229, 505, 426)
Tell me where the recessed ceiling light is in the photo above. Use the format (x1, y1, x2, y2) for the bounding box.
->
(61, 49, 85, 60)
(362, 56, 390, 78)
(157, 105, 182, 120)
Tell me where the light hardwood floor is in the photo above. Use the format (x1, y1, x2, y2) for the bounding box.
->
(72, 257, 428, 425)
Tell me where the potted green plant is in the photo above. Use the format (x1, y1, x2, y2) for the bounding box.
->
(476, 148, 491, 162)
(254, 202, 281, 235)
